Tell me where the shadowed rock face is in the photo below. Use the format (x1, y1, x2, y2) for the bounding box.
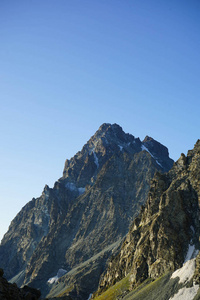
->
(0, 123, 173, 299)
(0, 268, 41, 300)
(96, 140, 200, 296)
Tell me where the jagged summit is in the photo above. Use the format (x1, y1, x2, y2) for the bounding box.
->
(62, 124, 173, 185)
(62, 123, 142, 186)
(90, 123, 136, 144)
(83, 122, 138, 154)
(94, 122, 123, 134)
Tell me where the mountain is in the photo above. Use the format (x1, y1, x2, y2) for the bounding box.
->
(94, 140, 200, 300)
(0, 123, 173, 299)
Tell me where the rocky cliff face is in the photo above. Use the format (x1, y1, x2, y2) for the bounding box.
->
(0, 123, 173, 299)
(96, 140, 200, 298)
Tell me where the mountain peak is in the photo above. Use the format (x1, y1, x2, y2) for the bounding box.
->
(62, 124, 173, 183)
(98, 123, 123, 132)
(142, 135, 153, 143)
(92, 123, 133, 143)
(83, 123, 137, 155)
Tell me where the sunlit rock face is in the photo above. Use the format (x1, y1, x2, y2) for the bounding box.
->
(0, 123, 173, 299)
(96, 140, 200, 297)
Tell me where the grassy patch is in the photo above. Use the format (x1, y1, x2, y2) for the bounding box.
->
(123, 272, 180, 300)
(57, 284, 74, 297)
(93, 275, 131, 300)
(94, 272, 181, 300)
(47, 281, 74, 298)
(124, 274, 170, 300)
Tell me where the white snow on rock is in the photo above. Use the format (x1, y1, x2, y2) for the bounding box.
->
(118, 145, 123, 151)
(78, 187, 85, 195)
(170, 253, 199, 300)
(87, 293, 93, 300)
(65, 182, 85, 195)
(89, 140, 99, 154)
(141, 145, 154, 157)
(156, 160, 162, 167)
(48, 269, 67, 284)
(190, 226, 195, 234)
(141, 145, 163, 168)
(48, 275, 58, 284)
(93, 151, 99, 168)
(171, 258, 196, 284)
(184, 244, 198, 263)
(65, 182, 77, 191)
(169, 284, 199, 300)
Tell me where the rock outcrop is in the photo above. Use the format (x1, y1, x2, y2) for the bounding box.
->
(95, 140, 200, 297)
(0, 123, 173, 299)
(0, 268, 41, 300)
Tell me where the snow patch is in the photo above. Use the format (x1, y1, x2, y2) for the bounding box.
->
(87, 293, 93, 300)
(66, 182, 85, 195)
(141, 145, 154, 157)
(47, 276, 58, 284)
(118, 145, 123, 151)
(156, 160, 162, 167)
(169, 284, 199, 300)
(171, 257, 197, 284)
(65, 182, 77, 191)
(93, 151, 99, 168)
(169, 247, 199, 299)
(170, 255, 200, 300)
(78, 187, 85, 195)
(89, 140, 99, 154)
(190, 226, 195, 234)
(141, 145, 163, 168)
(47, 269, 67, 284)
(184, 244, 198, 263)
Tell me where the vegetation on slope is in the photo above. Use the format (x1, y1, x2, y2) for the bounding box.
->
(93, 272, 183, 300)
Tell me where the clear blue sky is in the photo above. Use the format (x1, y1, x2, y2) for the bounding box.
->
(0, 0, 200, 241)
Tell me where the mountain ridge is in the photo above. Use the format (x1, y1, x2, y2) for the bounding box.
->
(94, 139, 200, 300)
(0, 123, 174, 299)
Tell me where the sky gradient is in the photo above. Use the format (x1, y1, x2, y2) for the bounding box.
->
(0, 0, 200, 240)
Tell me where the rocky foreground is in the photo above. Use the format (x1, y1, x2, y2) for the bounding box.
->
(0, 268, 41, 300)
